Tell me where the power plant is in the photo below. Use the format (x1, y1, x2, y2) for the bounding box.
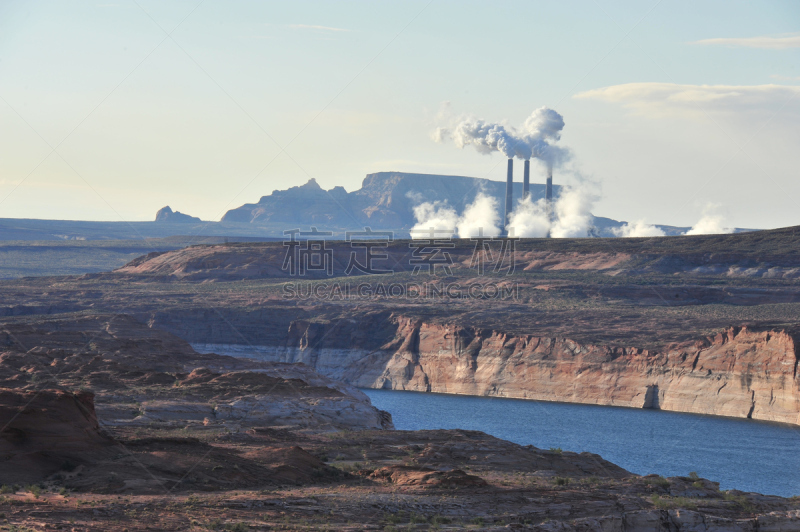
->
(503, 158, 554, 236)
(504, 158, 513, 230)
(523, 159, 530, 200)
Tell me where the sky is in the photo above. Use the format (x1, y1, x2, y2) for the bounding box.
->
(0, 0, 798, 229)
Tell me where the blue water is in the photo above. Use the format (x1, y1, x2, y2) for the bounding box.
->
(363, 389, 800, 497)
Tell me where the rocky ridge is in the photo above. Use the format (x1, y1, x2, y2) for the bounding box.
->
(0, 314, 392, 434)
(213, 314, 800, 424)
(154, 206, 201, 223)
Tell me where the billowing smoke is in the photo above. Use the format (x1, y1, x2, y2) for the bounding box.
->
(410, 193, 501, 238)
(685, 205, 733, 235)
(434, 106, 570, 168)
(613, 220, 666, 237)
(507, 186, 598, 238)
(507, 197, 550, 238)
(549, 186, 597, 238)
(456, 193, 502, 238)
(409, 201, 458, 237)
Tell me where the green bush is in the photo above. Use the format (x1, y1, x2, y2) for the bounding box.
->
(554, 476, 571, 486)
(723, 492, 755, 513)
(409, 513, 427, 524)
(651, 494, 697, 510)
(644, 476, 670, 488)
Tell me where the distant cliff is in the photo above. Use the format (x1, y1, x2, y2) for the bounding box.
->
(185, 313, 800, 426)
(155, 206, 201, 223)
(220, 172, 561, 229)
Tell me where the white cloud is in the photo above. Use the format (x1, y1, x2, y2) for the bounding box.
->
(409, 201, 458, 238)
(685, 204, 734, 235)
(613, 220, 665, 237)
(691, 35, 800, 50)
(575, 82, 800, 119)
(288, 24, 349, 32)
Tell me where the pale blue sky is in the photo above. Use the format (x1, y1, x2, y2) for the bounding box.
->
(0, 0, 798, 228)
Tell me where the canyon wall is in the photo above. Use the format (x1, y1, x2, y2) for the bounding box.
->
(184, 314, 800, 425)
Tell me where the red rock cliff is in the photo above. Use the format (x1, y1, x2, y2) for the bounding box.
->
(255, 315, 800, 425)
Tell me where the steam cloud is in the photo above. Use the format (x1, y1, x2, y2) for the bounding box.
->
(507, 187, 598, 238)
(506, 197, 550, 238)
(410, 193, 501, 239)
(433, 106, 570, 168)
(613, 220, 665, 237)
(457, 193, 502, 238)
(411, 186, 598, 239)
(549, 187, 597, 238)
(685, 204, 734, 235)
(410, 201, 459, 237)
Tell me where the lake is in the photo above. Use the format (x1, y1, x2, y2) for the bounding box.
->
(363, 388, 800, 497)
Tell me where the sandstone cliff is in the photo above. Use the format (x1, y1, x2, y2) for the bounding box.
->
(195, 315, 800, 425)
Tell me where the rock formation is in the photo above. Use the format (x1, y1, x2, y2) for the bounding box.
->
(0, 388, 116, 484)
(220, 172, 562, 229)
(104, 227, 800, 425)
(0, 314, 393, 433)
(154, 205, 201, 223)
(198, 315, 800, 425)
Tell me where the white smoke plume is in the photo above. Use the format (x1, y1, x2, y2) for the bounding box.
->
(507, 197, 550, 238)
(506, 186, 598, 238)
(550, 186, 597, 238)
(685, 205, 734, 235)
(410, 193, 501, 239)
(613, 220, 666, 237)
(410, 200, 459, 238)
(434, 106, 570, 168)
(456, 193, 502, 238)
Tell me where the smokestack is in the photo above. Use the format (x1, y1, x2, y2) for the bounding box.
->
(523, 160, 530, 200)
(545, 168, 554, 224)
(504, 158, 513, 232)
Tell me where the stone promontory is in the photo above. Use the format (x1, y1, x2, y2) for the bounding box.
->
(154, 205, 201, 223)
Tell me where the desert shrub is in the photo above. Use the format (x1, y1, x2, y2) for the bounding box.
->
(549, 447, 563, 454)
(0, 485, 12, 494)
(723, 492, 755, 513)
(688, 471, 700, 480)
(644, 476, 670, 488)
(651, 494, 697, 510)
(409, 513, 427, 524)
(554, 476, 571, 486)
(26, 485, 41, 498)
(384, 512, 403, 524)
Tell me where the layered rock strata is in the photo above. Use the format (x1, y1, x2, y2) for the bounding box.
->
(196, 315, 800, 425)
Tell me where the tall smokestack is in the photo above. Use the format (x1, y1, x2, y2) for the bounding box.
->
(504, 158, 513, 232)
(545, 168, 554, 223)
(523, 160, 530, 200)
